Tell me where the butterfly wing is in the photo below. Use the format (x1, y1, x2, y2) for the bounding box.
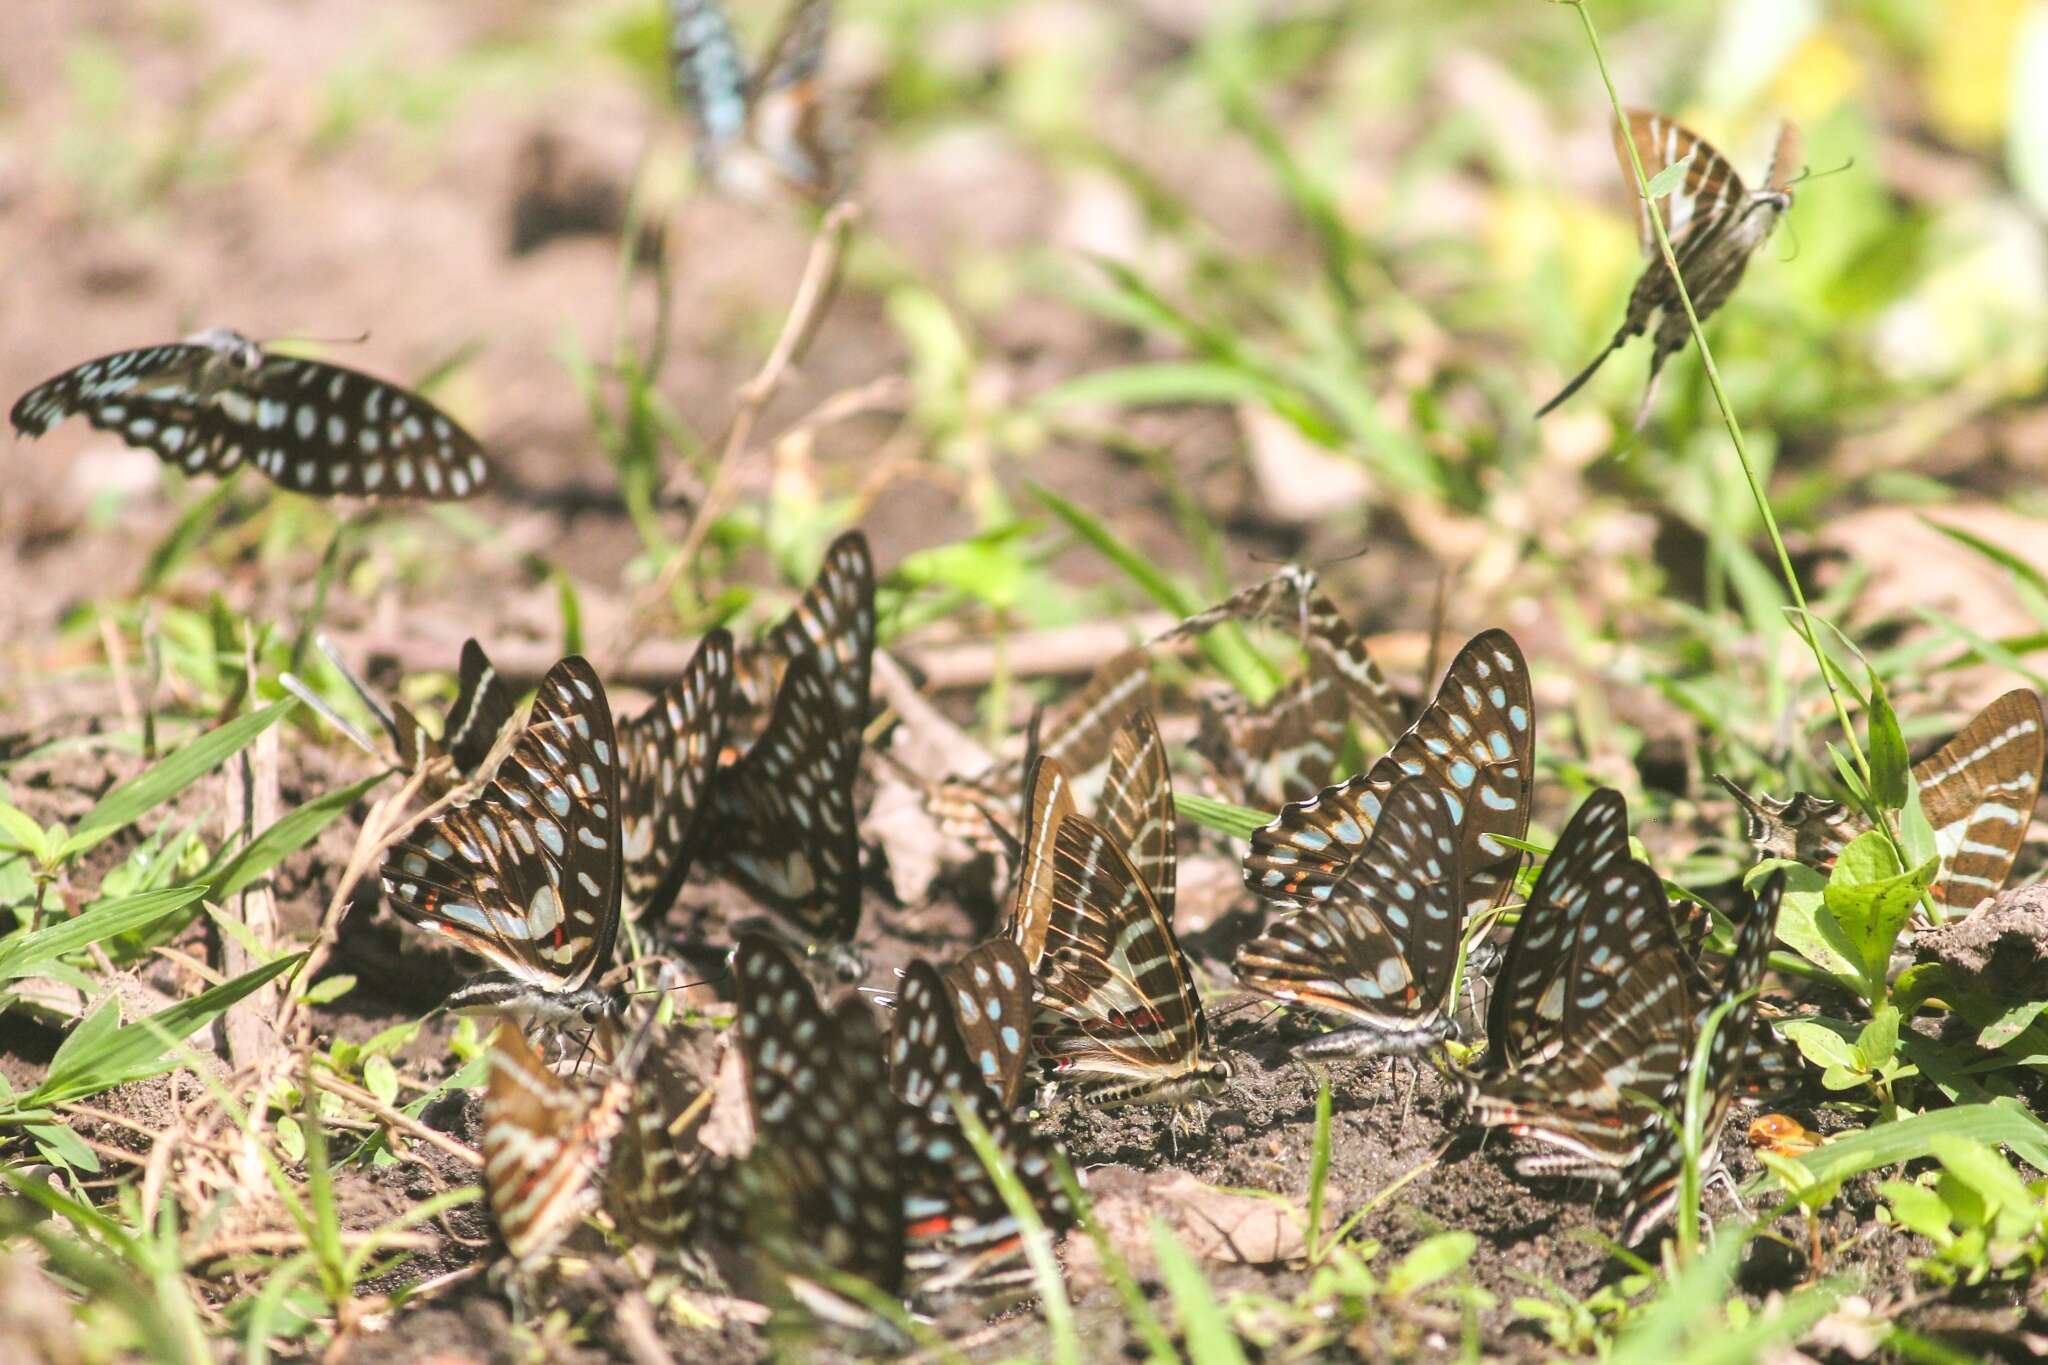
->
(700, 650, 865, 952)
(669, 0, 753, 157)
(1619, 872, 1786, 1241)
(619, 629, 736, 921)
(731, 935, 903, 1294)
(1094, 709, 1177, 921)
(1234, 775, 1466, 1048)
(1911, 688, 2045, 907)
(1007, 754, 1080, 967)
(940, 940, 1035, 1110)
(1245, 629, 1533, 916)
(481, 1023, 630, 1266)
(381, 657, 622, 1001)
(1615, 109, 1749, 257)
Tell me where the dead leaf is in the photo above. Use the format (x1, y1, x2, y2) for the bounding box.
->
(1063, 1167, 1330, 1279)
(1240, 402, 1372, 526)
(866, 774, 956, 906)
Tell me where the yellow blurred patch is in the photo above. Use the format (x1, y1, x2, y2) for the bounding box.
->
(1770, 27, 1865, 120)
(1928, 0, 2027, 146)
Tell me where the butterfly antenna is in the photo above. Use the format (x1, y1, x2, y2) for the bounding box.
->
(266, 329, 373, 348)
(279, 669, 390, 763)
(1786, 155, 1854, 188)
(313, 633, 406, 748)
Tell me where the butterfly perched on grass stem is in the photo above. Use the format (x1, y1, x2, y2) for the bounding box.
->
(1536, 111, 1802, 428)
(1717, 688, 2045, 912)
(11, 328, 492, 498)
(669, 0, 844, 201)
(380, 656, 625, 1032)
(1009, 710, 1232, 1108)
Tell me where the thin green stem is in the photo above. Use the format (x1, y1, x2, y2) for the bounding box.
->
(1566, 2, 1906, 867)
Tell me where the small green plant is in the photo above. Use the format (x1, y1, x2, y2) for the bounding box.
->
(1879, 1136, 2048, 1288)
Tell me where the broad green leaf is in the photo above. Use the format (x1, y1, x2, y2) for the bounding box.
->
(1856, 1005, 1900, 1071)
(363, 1056, 399, 1107)
(1771, 865, 1856, 981)
(27, 953, 304, 1106)
(1781, 1020, 1860, 1072)
(0, 801, 50, 862)
(1879, 1179, 1956, 1242)
(1927, 1136, 2038, 1230)
(0, 886, 209, 983)
(208, 772, 384, 903)
(1899, 782, 1940, 871)
(1386, 1232, 1474, 1295)
(1978, 999, 2048, 1050)
(1174, 793, 1272, 843)
(1796, 1100, 2048, 1186)
(46, 998, 124, 1080)
(60, 699, 300, 861)
(26, 1120, 102, 1173)
(1821, 832, 1936, 998)
(298, 975, 356, 1007)
(1865, 671, 1909, 809)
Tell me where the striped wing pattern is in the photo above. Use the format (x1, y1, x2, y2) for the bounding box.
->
(1536, 112, 1800, 424)
(380, 657, 623, 1026)
(1244, 630, 1533, 919)
(1234, 776, 1469, 1057)
(727, 935, 903, 1295)
(603, 1028, 719, 1248)
(619, 629, 736, 921)
(1464, 790, 1694, 1176)
(11, 328, 491, 498)
(1021, 713, 1230, 1107)
(1618, 872, 1786, 1241)
(480, 1023, 633, 1267)
(888, 957, 1072, 1299)
(1720, 688, 2045, 908)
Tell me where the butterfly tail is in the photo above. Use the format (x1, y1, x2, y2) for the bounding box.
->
(1633, 343, 1680, 431)
(1534, 334, 1624, 418)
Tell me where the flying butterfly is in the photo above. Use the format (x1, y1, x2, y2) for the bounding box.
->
(1536, 111, 1802, 427)
(618, 629, 736, 923)
(669, 0, 844, 200)
(11, 328, 492, 498)
(380, 656, 625, 1031)
(1243, 630, 1534, 922)
(1011, 710, 1233, 1108)
(1234, 775, 1476, 1059)
(285, 635, 515, 788)
(1616, 872, 1786, 1242)
(1718, 688, 2045, 912)
(887, 952, 1073, 1299)
(1461, 790, 1697, 1177)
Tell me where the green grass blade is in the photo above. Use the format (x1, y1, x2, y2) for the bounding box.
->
(1174, 793, 1272, 842)
(0, 886, 209, 983)
(25, 952, 304, 1106)
(206, 771, 386, 903)
(952, 1099, 1079, 1365)
(1791, 1100, 2048, 1185)
(1152, 1219, 1248, 1365)
(59, 698, 300, 862)
(1305, 1075, 1332, 1261)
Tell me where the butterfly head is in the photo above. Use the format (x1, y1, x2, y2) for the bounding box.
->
(181, 328, 265, 373)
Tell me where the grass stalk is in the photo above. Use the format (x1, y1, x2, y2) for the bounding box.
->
(1562, 1, 1907, 866)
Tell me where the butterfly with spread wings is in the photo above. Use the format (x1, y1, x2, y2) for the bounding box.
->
(11, 328, 492, 498)
(669, 0, 844, 201)
(1536, 111, 1802, 428)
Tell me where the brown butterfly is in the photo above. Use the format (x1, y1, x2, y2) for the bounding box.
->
(1537, 110, 1802, 427)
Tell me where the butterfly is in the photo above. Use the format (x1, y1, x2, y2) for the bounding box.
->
(618, 629, 736, 923)
(601, 1016, 726, 1251)
(702, 535, 873, 974)
(719, 933, 904, 1299)
(669, 0, 843, 201)
(1616, 871, 1785, 1241)
(1243, 630, 1534, 923)
(287, 635, 515, 787)
(1536, 111, 1802, 427)
(10, 328, 492, 498)
(1155, 567, 1405, 809)
(887, 950, 1072, 1300)
(479, 1019, 639, 1268)
(1461, 789, 1696, 1176)
(1233, 775, 1475, 1058)
(1010, 710, 1232, 1108)
(1718, 688, 2045, 911)
(380, 656, 625, 1030)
